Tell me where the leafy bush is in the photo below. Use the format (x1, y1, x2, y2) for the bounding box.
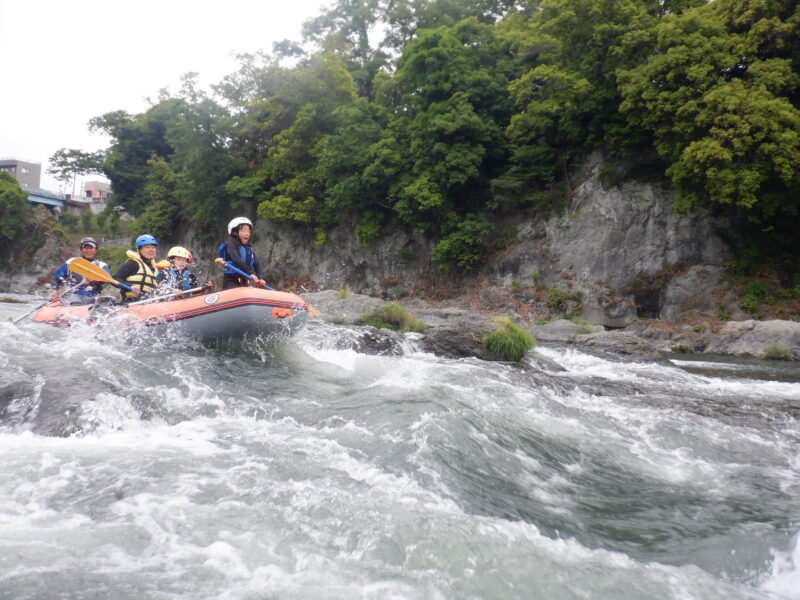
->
(761, 343, 792, 361)
(740, 279, 772, 316)
(0, 172, 33, 245)
(430, 217, 493, 271)
(483, 317, 535, 362)
(359, 304, 426, 333)
(546, 289, 568, 312)
(355, 211, 382, 246)
(60, 212, 80, 231)
(97, 246, 130, 272)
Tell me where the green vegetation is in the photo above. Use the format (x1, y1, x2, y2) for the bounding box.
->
(359, 304, 427, 333)
(0, 172, 33, 247)
(761, 343, 792, 361)
(97, 246, 130, 272)
(570, 316, 595, 335)
(337, 287, 350, 299)
(48, 0, 799, 278)
(483, 317, 536, 362)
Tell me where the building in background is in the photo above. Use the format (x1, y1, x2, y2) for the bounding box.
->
(0, 157, 42, 189)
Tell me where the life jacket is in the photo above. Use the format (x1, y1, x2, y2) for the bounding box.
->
(217, 241, 255, 275)
(122, 256, 159, 299)
(163, 267, 194, 292)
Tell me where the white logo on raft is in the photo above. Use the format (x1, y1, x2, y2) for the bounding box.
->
(204, 293, 219, 305)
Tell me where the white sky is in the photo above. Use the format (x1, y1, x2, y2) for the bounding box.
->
(0, 0, 330, 194)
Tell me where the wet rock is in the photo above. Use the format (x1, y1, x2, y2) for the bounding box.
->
(304, 290, 388, 325)
(577, 331, 665, 362)
(530, 319, 594, 342)
(344, 327, 406, 356)
(420, 318, 495, 361)
(704, 320, 800, 359)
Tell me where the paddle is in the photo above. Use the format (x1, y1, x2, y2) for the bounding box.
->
(213, 258, 320, 316)
(66, 257, 135, 293)
(214, 258, 274, 290)
(127, 286, 206, 306)
(11, 282, 83, 324)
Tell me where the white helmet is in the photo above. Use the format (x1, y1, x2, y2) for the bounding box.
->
(227, 217, 253, 235)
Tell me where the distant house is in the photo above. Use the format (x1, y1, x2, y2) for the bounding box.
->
(0, 157, 42, 189)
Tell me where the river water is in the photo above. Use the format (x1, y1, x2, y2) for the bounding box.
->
(1, 297, 799, 600)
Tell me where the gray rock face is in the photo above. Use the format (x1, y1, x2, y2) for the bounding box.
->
(490, 155, 730, 325)
(0, 228, 65, 294)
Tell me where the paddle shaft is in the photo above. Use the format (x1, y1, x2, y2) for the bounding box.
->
(127, 286, 206, 306)
(215, 258, 274, 290)
(11, 282, 83, 324)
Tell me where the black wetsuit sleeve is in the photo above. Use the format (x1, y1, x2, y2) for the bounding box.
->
(112, 260, 138, 283)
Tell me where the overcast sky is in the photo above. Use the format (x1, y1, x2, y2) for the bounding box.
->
(0, 0, 330, 194)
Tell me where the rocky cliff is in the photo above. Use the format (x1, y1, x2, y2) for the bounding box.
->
(2, 155, 741, 326)
(233, 155, 737, 327)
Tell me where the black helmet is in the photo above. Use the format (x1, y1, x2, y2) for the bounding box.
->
(79, 237, 98, 248)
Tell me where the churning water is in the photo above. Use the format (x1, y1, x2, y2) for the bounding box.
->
(1, 297, 799, 599)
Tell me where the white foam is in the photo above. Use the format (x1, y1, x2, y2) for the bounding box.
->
(762, 531, 800, 599)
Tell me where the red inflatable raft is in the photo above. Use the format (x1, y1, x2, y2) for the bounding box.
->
(31, 287, 309, 341)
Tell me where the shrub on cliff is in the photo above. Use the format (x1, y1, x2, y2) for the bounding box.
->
(483, 317, 536, 362)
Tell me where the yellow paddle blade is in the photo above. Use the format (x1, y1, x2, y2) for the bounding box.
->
(66, 257, 117, 284)
(156, 260, 171, 270)
(307, 306, 321, 317)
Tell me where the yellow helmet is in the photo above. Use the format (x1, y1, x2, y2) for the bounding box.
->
(167, 246, 192, 261)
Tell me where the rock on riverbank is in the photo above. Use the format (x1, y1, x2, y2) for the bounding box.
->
(303, 290, 800, 363)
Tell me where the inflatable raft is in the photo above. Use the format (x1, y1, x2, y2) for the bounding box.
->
(31, 287, 309, 341)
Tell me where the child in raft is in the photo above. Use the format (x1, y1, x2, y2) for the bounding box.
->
(158, 246, 212, 298)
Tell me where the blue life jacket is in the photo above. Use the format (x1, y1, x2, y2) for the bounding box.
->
(217, 242, 255, 275)
(164, 267, 194, 291)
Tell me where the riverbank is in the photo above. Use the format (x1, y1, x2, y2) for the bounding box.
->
(302, 290, 800, 363)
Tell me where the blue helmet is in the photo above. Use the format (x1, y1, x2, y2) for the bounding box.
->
(135, 234, 158, 248)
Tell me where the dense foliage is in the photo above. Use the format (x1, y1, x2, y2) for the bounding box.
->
(54, 0, 799, 276)
(0, 172, 34, 248)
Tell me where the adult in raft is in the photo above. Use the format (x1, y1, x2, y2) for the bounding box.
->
(113, 234, 161, 300)
(217, 217, 267, 290)
(49, 237, 110, 305)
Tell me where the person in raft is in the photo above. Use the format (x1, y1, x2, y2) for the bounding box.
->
(217, 217, 266, 290)
(158, 246, 212, 298)
(113, 234, 161, 301)
(49, 237, 111, 305)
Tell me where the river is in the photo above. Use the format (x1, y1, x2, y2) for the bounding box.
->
(1, 296, 799, 599)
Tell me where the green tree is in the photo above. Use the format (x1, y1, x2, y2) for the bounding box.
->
(618, 0, 800, 259)
(0, 171, 33, 245)
(134, 156, 181, 242)
(47, 148, 105, 188)
(497, 0, 656, 206)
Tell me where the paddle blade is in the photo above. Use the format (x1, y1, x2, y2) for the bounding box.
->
(66, 257, 116, 283)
